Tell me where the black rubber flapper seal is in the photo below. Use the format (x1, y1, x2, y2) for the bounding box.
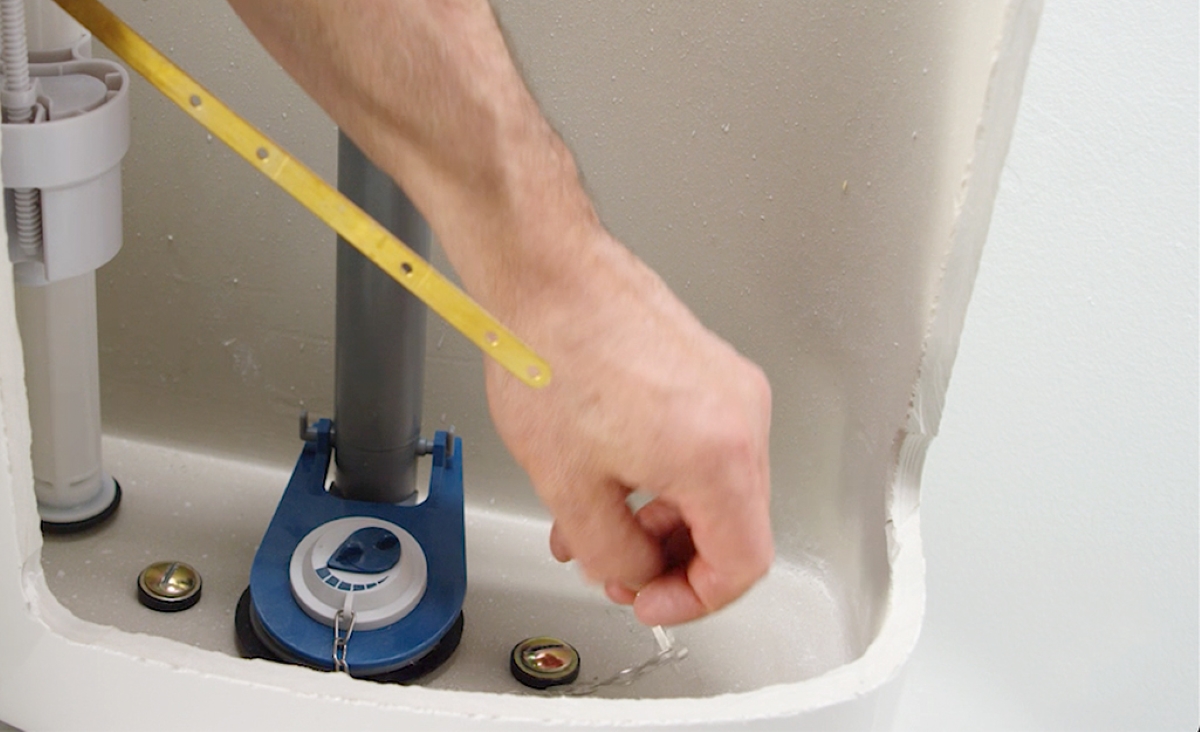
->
(40, 479, 122, 535)
(234, 587, 464, 684)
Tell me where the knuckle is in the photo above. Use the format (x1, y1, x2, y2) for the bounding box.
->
(751, 534, 775, 577)
(709, 417, 759, 471)
(711, 555, 773, 611)
(748, 363, 772, 411)
(696, 571, 751, 614)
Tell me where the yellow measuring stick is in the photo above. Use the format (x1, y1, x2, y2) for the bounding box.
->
(54, 0, 550, 388)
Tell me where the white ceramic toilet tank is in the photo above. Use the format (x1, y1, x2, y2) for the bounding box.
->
(0, 1, 1039, 728)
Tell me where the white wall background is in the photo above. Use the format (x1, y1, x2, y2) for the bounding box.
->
(893, 0, 1197, 729)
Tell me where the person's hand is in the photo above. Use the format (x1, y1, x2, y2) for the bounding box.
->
(484, 229, 773, 626)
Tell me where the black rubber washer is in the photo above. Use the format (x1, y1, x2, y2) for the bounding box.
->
(234, 586, 464, 683)
(40, 479, 122, 535)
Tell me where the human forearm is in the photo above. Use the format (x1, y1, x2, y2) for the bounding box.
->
(226, 0, 605, 320)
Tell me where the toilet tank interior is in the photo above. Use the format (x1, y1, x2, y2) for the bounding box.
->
(27, 0, 1021, 706)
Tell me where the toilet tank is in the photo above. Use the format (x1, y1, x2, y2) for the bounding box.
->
(0, 0, 1040, 728)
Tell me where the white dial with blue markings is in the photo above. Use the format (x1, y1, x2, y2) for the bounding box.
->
(289, 517, 427, 631)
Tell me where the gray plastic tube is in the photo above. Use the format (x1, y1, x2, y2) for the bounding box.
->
(333, 132, 431, 503)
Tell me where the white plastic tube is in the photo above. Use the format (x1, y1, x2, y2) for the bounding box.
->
(14, 271, 115, 523)
(7, 0, 119, 527)
(23, 0, 85, 51)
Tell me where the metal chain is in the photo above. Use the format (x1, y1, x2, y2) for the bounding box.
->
(333, 609, 356, 674)
(562, 625, 689, 696)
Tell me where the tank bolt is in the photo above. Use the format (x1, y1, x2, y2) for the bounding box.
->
(510, 636, 580, 689)
(137, 560, 202, 612)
